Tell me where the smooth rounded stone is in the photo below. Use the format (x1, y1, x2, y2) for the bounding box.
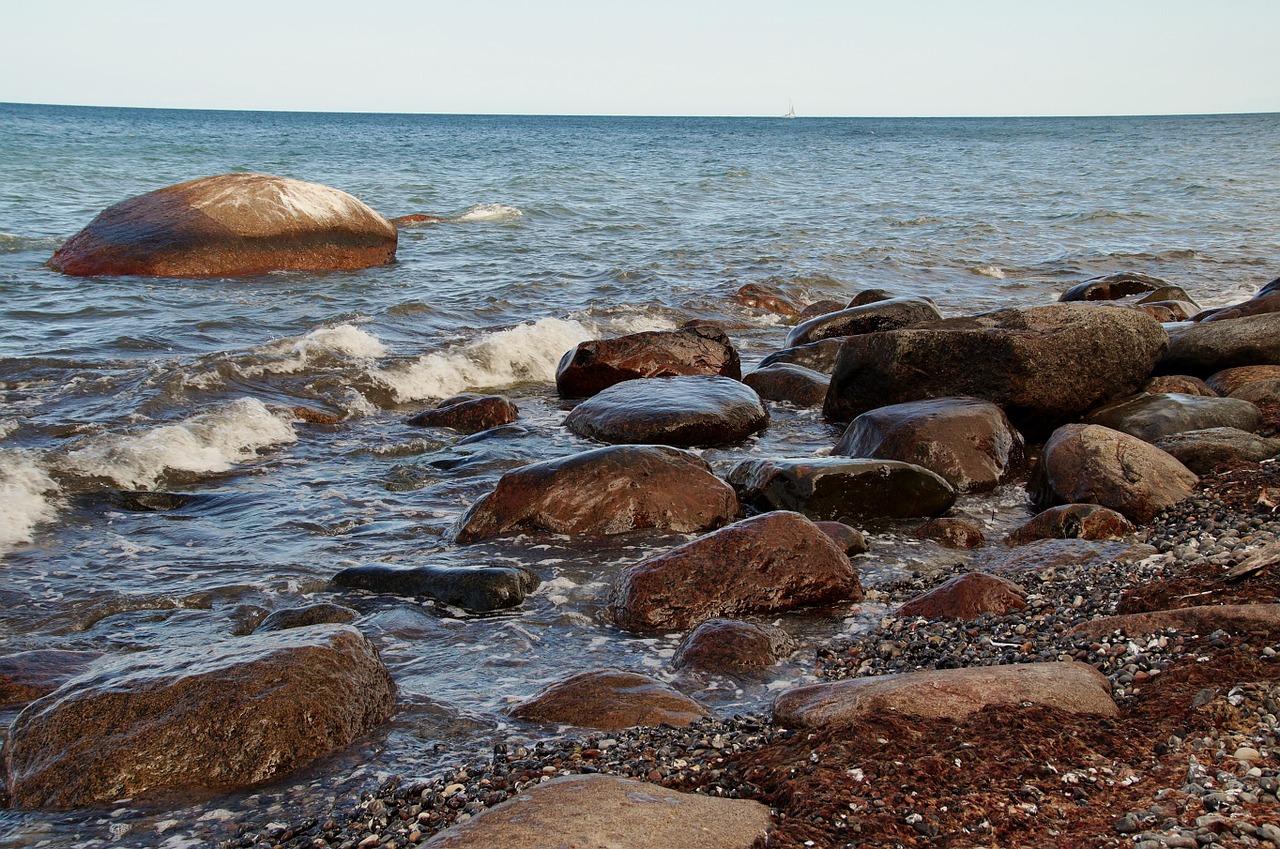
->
(756, 337, 845, 375)
(848, 288, 895, 307)
(912, 517, 986, 549)
(450, 445, 739, 544)
(1142, 375, 1217, 397)
(1084, 392, 1261, 442)
(897, 572, 1026, 620)
(1153, 427, 1280, 475)
(1159, 313, 1280, 376)
(1059, 272, 1169, 302)
(823, 303, 1168, 438)
(1206, 365, 1280, 396)
(773, 661, 1118, 727)
(731, 282, 800, 316)
(1071, 604, 1280, 640)
(671, 618, 798, 673)
(1028, 423, 1199, 524)
(104, 490, 204, 511)
(48, 173, 396, 278)
(1229, 378, 1280, 405)
(421, 774, 772, 849)
(406, 394, 519, 434)
(742, 363, 829, 407)
(784, 296, 942, 349)
(1003, 504, 1136, 546)
(1137, 299, 1198, 322)
(1201, 291, 1280, 323)
(727, 457, 956, 523)
(331, 563, 539, 611)
(555, 324, 741, 398)
(814, 521, 869, 556)
(975, 538, 1158, 577)
(797, 299, 847, 320)
(608, 511, 864, 633)
(252, 602, 359, 634)
(508, 669, 709, 730)
(565, 375, 768, 448)
(457, 424, 530, 445)
(834, 396, 1025, 492)
(0, 651, 101, 709)
(3, 625, 396, 809)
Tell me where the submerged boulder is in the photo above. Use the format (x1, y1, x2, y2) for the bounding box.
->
(332, 563, 539, 611)
(564, 375, 768, 448)
(509, 669, 708, 730)
(3, 625, 395, 809)
(48, 173, 397, 278)
(451, 445, 739, 543)
(555, 325, 740, 398)
(0, 651, 101, 710)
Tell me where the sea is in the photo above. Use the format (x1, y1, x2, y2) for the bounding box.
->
(1, 103, 1278, 847)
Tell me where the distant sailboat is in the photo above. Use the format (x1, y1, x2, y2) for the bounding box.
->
(783, 100, 796, 119)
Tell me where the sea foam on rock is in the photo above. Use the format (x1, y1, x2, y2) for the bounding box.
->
(555, 324, 741, 398)
(48, 174, 397, 278)
(564, 375, 768, 448)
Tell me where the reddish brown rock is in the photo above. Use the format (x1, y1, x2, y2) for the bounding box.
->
(1159, 313, 1280, 376)
(1142, 375, 1217, 397)
(977, 538, 1158, 577)
(1229, 379, 1280, 406)
(1206, 365, 1280, 396)
(509, 669, 708, 730)
(672, 619, 798, 674)
(848, 288, 895, 307)
(406, 394, 519, 434)
(608, 511, 863, 633)
(1153, 427, 1280, 475)
(48, 174, 397, 278)
(1003, 504, 1136, 546)
(564, 376, 768, 448)
(0, 651, 101, 709)
(897, 572, 1026, 620)
(1028, 423, 1199, 523)
(1071, 604, 1280, 640)
(3, 625, 395, 809)
(450, 445, 739, 544)
(912, 517, 986, 549)
(773, 661, 1117, 728)
(1201, 292, 1280, 323)
(814, 521, 869, 556)
(1084, 392, 1261, 442)
(756, 338, 845, 375)
(797, 299, 847, 320)
(834, 396, 1025, 492)
(1058, 272, 1168, 302)
(555, 325, 741, 398)
(390, 213, 446, 226)
(732, 282, 800, 316)
(784, 296, 941, 348)
(742, 363, 829, 407)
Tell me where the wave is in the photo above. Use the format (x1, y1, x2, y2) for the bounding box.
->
(971, 265, 1008, 279)
(0, 450, 61, 554)
(452, 204, 524, 223)
(235, 324, 388, 378)
(0, 232, 61, 254)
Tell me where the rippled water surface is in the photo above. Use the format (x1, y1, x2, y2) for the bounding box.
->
(1, 104, 1278, 847)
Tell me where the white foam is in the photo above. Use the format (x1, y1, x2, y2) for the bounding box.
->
(452, 203, 523, 223)
(973, 265, 1008, 279)
(57, 398, 297, 490)
(0, 420, 19, 440)
(0, 451, 61, 554)
(238, 324, 388, 377)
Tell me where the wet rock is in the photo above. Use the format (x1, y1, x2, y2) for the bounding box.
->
(672, 619, 798, 673)
(731, 282, 800, 316)
(742, 363, 829, 407)
(253, 602, 359, 633)
(451, 445, 739, 543)
(390, 213, 445, 226)
(1205, 365, 1280, 396)
(913, 517, 986, 549)
(1201, 291, 1280, 323)
(834, 396, 1025, 492)
(897, 572, 1026, 620)
(774, 661, 1117, 727)
(406, 394, 519, 434)
(457, 424, 530, 444)
(1159, 313, 1280, 376)
(1153, 427, 1280, 475)
(564, 375, 768, 448)
(1028, 423, 1199, 523)
(608, 511, 863, 633)
(1059, 272, 1169, 302)
(509, 669, 709, 730)
(421, 774, 771, 849)
(814, 521, 869, 556)
(1003, 504, 1136, 546)
(1142, 375, 1217, 396)
(784, 296, 942, 348)
(48, 174, 396, 278)
(0, 651, 101, 709)
(332, 563, 539, 611)
(823, 303, 1167, 438)
(555, 325, 741, 398)
(1072, 604, 1280, 640)
(976, 538, 1158, 577)
(848, 288, 895, 307)
(797, 299, 847, 320)
(105, 490, 204, 511)
(1229, 378, 1280, 405)
(1084, 392, 1261, 442)
(727, 457, 956, 523)
(3, 625, 395, 809)
(756, 338, 845, 374)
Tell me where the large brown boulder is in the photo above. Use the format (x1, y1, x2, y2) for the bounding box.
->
(564, 376, 768, 448)
(1028, 424, 1199, 523)
(1206, 365, 1280, 396)
(1152, 427, 1280, 475)
(727, 457, 956, 523)
(897, 572, 1026, 620)
(450, 445, 739, 544)
(672, 619, 798, 673)
(509, 669, 709, 730)
(1084, 392, 1261, 442)
(3, 625, 395, 809)
(607, 511, 863, 633)
(48, 174, 397, 278)
(0, 651, 101, 709)
(834, 396, 1025, 492)
(773, 661, 1117, 728)
(1159, 313, 1280, 376)
(784, 296, 941, 348)
(742, 363, 830, 407)
(422, 774, 772, 849)
(555, 325, 740, 398)
(823, 303, 1167, 438)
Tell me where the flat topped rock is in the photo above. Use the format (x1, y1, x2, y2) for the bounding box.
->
(773, 661, 1117, 728)
(49, 173, 397, 278)
(1072, 604, 1280, 640)
(976, 538, 1158, 577)
(509, 669, 709, 730)
(422, 774, 772, 849)
(1084, 392, 1261, 442)
(564, 375, 768, 448)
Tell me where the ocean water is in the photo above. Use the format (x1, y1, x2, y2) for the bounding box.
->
(1, 103, 1278, 846)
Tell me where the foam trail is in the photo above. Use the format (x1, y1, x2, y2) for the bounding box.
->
(238, 324, 388, 377)
(0, 451, 61, 553)
(452, 204, 523, 223)
(57, 398, 297, 490)
(973, 265, 1008, 279)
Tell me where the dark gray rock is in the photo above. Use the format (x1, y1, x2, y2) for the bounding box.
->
(1084, 392, 1261, 442)
(333, 563, 539, 611)
(253, 602, 359, 634)
(756, 338, 845, 375)
(1159, 313, 1280, 376)
(742, 363, 829, 407)
(564, 375, 768, 448)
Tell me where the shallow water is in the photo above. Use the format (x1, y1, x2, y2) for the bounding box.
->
(1, 104, 1278, 847)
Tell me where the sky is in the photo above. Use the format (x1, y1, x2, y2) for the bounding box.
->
(2, 0, 1277, 117)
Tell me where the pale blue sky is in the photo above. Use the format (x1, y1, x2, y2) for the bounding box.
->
(3, 0, 1277, 116)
